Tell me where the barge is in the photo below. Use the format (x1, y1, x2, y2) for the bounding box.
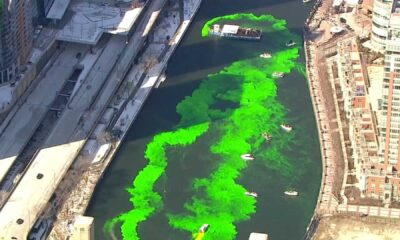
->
(209, 24, 262, 40)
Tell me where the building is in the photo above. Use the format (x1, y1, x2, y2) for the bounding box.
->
(367, 10, 400, 202)
(371, 0, 393, 50)
(35, 0, 56, 24)
(70, 215, 94, 240)
(335, 38, 383, 199)
(0, 0, 34, 85)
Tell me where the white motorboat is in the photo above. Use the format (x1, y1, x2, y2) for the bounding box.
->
(199, 224, 210, 233)
(286, 40, 296, 47)
(259, 52, 272, 58)
(284, 191, 299, 196)
(245, 191, 258, 198)
(272, 72, 284, 78)
(262, 132, 272, 141)
(303, 0, 312, 3)
(241, 153, 255, 161)
(280, 124, 293, 132)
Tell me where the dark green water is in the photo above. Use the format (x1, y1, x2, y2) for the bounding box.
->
(86, 1, 321, 240)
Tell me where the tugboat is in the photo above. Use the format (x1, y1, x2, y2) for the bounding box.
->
(286, 40, 296, 47)
(245, 191, 258, 198)
(280, 124, 293, 132)
(272, 72, 284, 78)
(259, 52, 272, 58)
(241, 153, 255, 161)
(262, 132, 272, 142)
(209, 24, 262, 41)
(284, 190, 299, 196)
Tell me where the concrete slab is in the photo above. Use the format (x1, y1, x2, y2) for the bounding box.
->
(57, 2, 143, 45)
(0, 44, 87, 185)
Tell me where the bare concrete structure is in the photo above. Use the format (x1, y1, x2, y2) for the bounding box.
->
(0, 0, 168, 238)
(70, 215, 94, 240)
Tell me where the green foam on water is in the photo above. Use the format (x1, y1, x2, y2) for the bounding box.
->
(105, 13, 304, 240)
(104, 123, 210, 240)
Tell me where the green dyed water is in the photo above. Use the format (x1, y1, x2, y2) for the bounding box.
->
(87, 1, 321, 240)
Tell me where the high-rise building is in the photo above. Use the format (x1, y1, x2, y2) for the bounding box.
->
(361, 1, 400, 202)
(379, 16, 400, 168)
(371, 0, 393, 50)
(0, 0, 33, 85)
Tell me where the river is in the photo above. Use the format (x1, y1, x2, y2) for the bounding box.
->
(86, 0, 321, 239)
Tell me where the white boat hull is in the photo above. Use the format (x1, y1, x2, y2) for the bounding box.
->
(241, 154, 255, 160)
(280, 125, 292, 132)
(284, 191, 299, 196)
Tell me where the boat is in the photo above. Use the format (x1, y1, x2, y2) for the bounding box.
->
(272, 72, 284, 78)
(241, 153, 255, 161)
(286, 40, 296, 47)
(262, 132, 272, 141)
(259, 52, 272, 58)
(303, 0, 312, 3)
(199, 224, 210, 233)
(280, 124, 293, 132)
(249, 232, 269, 240)
(245, 191, 258, 198)
(209, 24, 262, 41)
(284, 190, 299, 196)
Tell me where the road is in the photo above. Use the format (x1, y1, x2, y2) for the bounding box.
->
(0, 0, 167, 237)
(0, 44, 87, 186)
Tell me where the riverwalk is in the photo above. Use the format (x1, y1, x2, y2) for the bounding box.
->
(304, 0, 343, 215)
(47, 0, 203, 238)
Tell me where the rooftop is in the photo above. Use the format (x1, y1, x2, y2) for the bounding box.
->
(75, 215, 94, 225)
(221, 24, 239, 34)
(57, 2, 143, 45)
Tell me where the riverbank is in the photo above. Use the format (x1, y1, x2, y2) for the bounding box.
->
(303, 0, 400, 238)
(304, 0, 342, 215)
(47, 0, 203, 238)
(303, 0, 345, 238)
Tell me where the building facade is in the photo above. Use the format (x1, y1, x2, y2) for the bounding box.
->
(366, 7, 400, 202)
(371, 0, 393, 50)
(0, 0, 33, 85)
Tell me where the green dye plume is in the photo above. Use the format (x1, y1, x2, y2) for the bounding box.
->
(201, 13, 287, 37)
(106, 13, 305, 240)
(104, 123, 209, 240)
